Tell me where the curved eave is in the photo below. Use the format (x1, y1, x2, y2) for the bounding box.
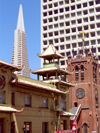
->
(0, 106, 23, 113)
(43, 79, 76, 87)
(30, 67, 72, 76)
(10, 79, 66, 95)
(37, 53, 64, 60)
(0, 60, 24, 72)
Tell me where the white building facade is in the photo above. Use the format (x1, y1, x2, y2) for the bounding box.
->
(41, 0, 100, 70)
(11, 4, 30, 78)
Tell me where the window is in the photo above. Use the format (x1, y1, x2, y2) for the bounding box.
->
(71, 20, 76, 25)
(25, 95, 31, 106)
(23, 122, 31, 133)
(0, 91, 4, 104)
(96, 7, 100, 12)
(60, 23, 64, 27)
(66, 52, 70, 56)
(83, 18, 88, 22)
(43, 5, 47, 10)
(54, 24, 58, 28)
(49, 18, 52, 22)
(83, 123, 88, 133)
(83, 3, 87, 7)
(65, 7, 69, 12)
(59, 1, 63, 5)
(49, 25, 52, 29)
(77, 19, 81, 24)
(66, 29, 70, 34)
(42, 122, 48, 133)
(61, 61, 65, 65)
(72, 43, 76, 48)
(84, 25, 88, 30)
(49, 32, 53, 37)
(81, 65, 84, 81)
(54, 3, 58, 7)
(60, 101, 66, 110)
(54, 10, 58, 14)
(66, 36, 70, 40)
(74, 102, 78, 107)
(65, 22, 70, 26)
(12, 93, 15, 105)
(55, 39, 58, 43)
(91, 40, 95, 45)
(95, 88, 99, 108)
(93, 63, 97, 83)
(91, 32, 95, 37)
(83, 10, 88, 15)
(98, 39, 100, 44)
(90, 16, 94, 21)
(75, 66, 79, 81)
(55, 46, 59, 50)
(77, 12, 81, 16)
(71, 6, 75, 10)
(43, 0, 47, 3)
(66, 44, 70, 49)
(49, 11, 52, 16)
(43, 34, 47, 38)
(43, 26, 47, 31)
(77, 4, 81, 9)
(89, 1, 93, 6)
(78, 42, 82, 47)
(43, 98, 48, 108)
(89, 9, 94, 13)
(48, 4, 52, 8)
(43, 41, 47, 45)
(60, 15, 64, 20)
(85, 41, 89, 46)
(90, 24, 95, 29)
(65, 14, 69, 18)
(11, 122, 15, 133)
(60, 30, 64, 35)
(60, 45, 64, 50)
(43, 19, 47, 24)
(96, 15, 100, 20)
(61, 120, 66, 130)
(60, 38, 64, 42)
(60, 8, 63, 13)
(54, 17, 58, 21)
(72, 36, 76, 40)
(43, 12, 47, 17)
(72, 28, 76, 33)
(54, 31, 58, 36)
(0, 119, 3, 133)
(97, 23, 100, 28)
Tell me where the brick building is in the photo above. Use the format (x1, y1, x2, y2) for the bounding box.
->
(68, 52, 100, 133)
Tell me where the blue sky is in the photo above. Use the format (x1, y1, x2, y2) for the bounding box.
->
(0, 0, 41, 79)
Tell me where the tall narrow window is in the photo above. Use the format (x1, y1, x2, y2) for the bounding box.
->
(43, 98, 48, 108)
(12, 93, 15, 105)
(23, 122, 31, 133)
(11, 122, 15, 133)
(60, 101, 66, 110)
(93, 63, 97, 83)
(0, 91, 4, 104)
(81, 65, 84, 81)
(83, 123, 88, 133)
(95, 88, 99, 108)
(75, 66, 79, 81)
(42, 122, 48, 133)
(25, 95, 31, 106)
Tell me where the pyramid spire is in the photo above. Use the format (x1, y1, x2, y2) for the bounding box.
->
(16, 4, 25, 32)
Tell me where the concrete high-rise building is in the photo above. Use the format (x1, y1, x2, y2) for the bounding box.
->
(41, 0, 100, 70)
(11, 4, 30, 78)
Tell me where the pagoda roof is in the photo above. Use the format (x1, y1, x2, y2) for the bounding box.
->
(0, 60, 24, 71)
(0, 106, 23, 113)
(30, 66, 73, 76)
(43, 79, 76, 87)
(9, 75, 66, 95)
(37, 43, 64, 60)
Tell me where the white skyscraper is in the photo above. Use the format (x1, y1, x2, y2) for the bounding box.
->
(11, 4, 30, 77)
(41, 0, 100, 70)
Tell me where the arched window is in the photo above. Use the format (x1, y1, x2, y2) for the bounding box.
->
(80, 65, 84, 81)
(75, 66, 79, 81)
(83, 123, 88, 133)
(74, 102, 78, 107)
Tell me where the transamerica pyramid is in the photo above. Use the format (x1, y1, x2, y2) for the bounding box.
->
(11, 4, 30, 78)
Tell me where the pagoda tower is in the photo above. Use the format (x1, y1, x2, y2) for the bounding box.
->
(31, 43, 75, 91)
(31, 43, 75, 130)
(11, 4, 30, 78)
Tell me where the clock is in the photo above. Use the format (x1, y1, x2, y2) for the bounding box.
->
(76, 88, 85, 99)
(0, 75, 5, 89)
